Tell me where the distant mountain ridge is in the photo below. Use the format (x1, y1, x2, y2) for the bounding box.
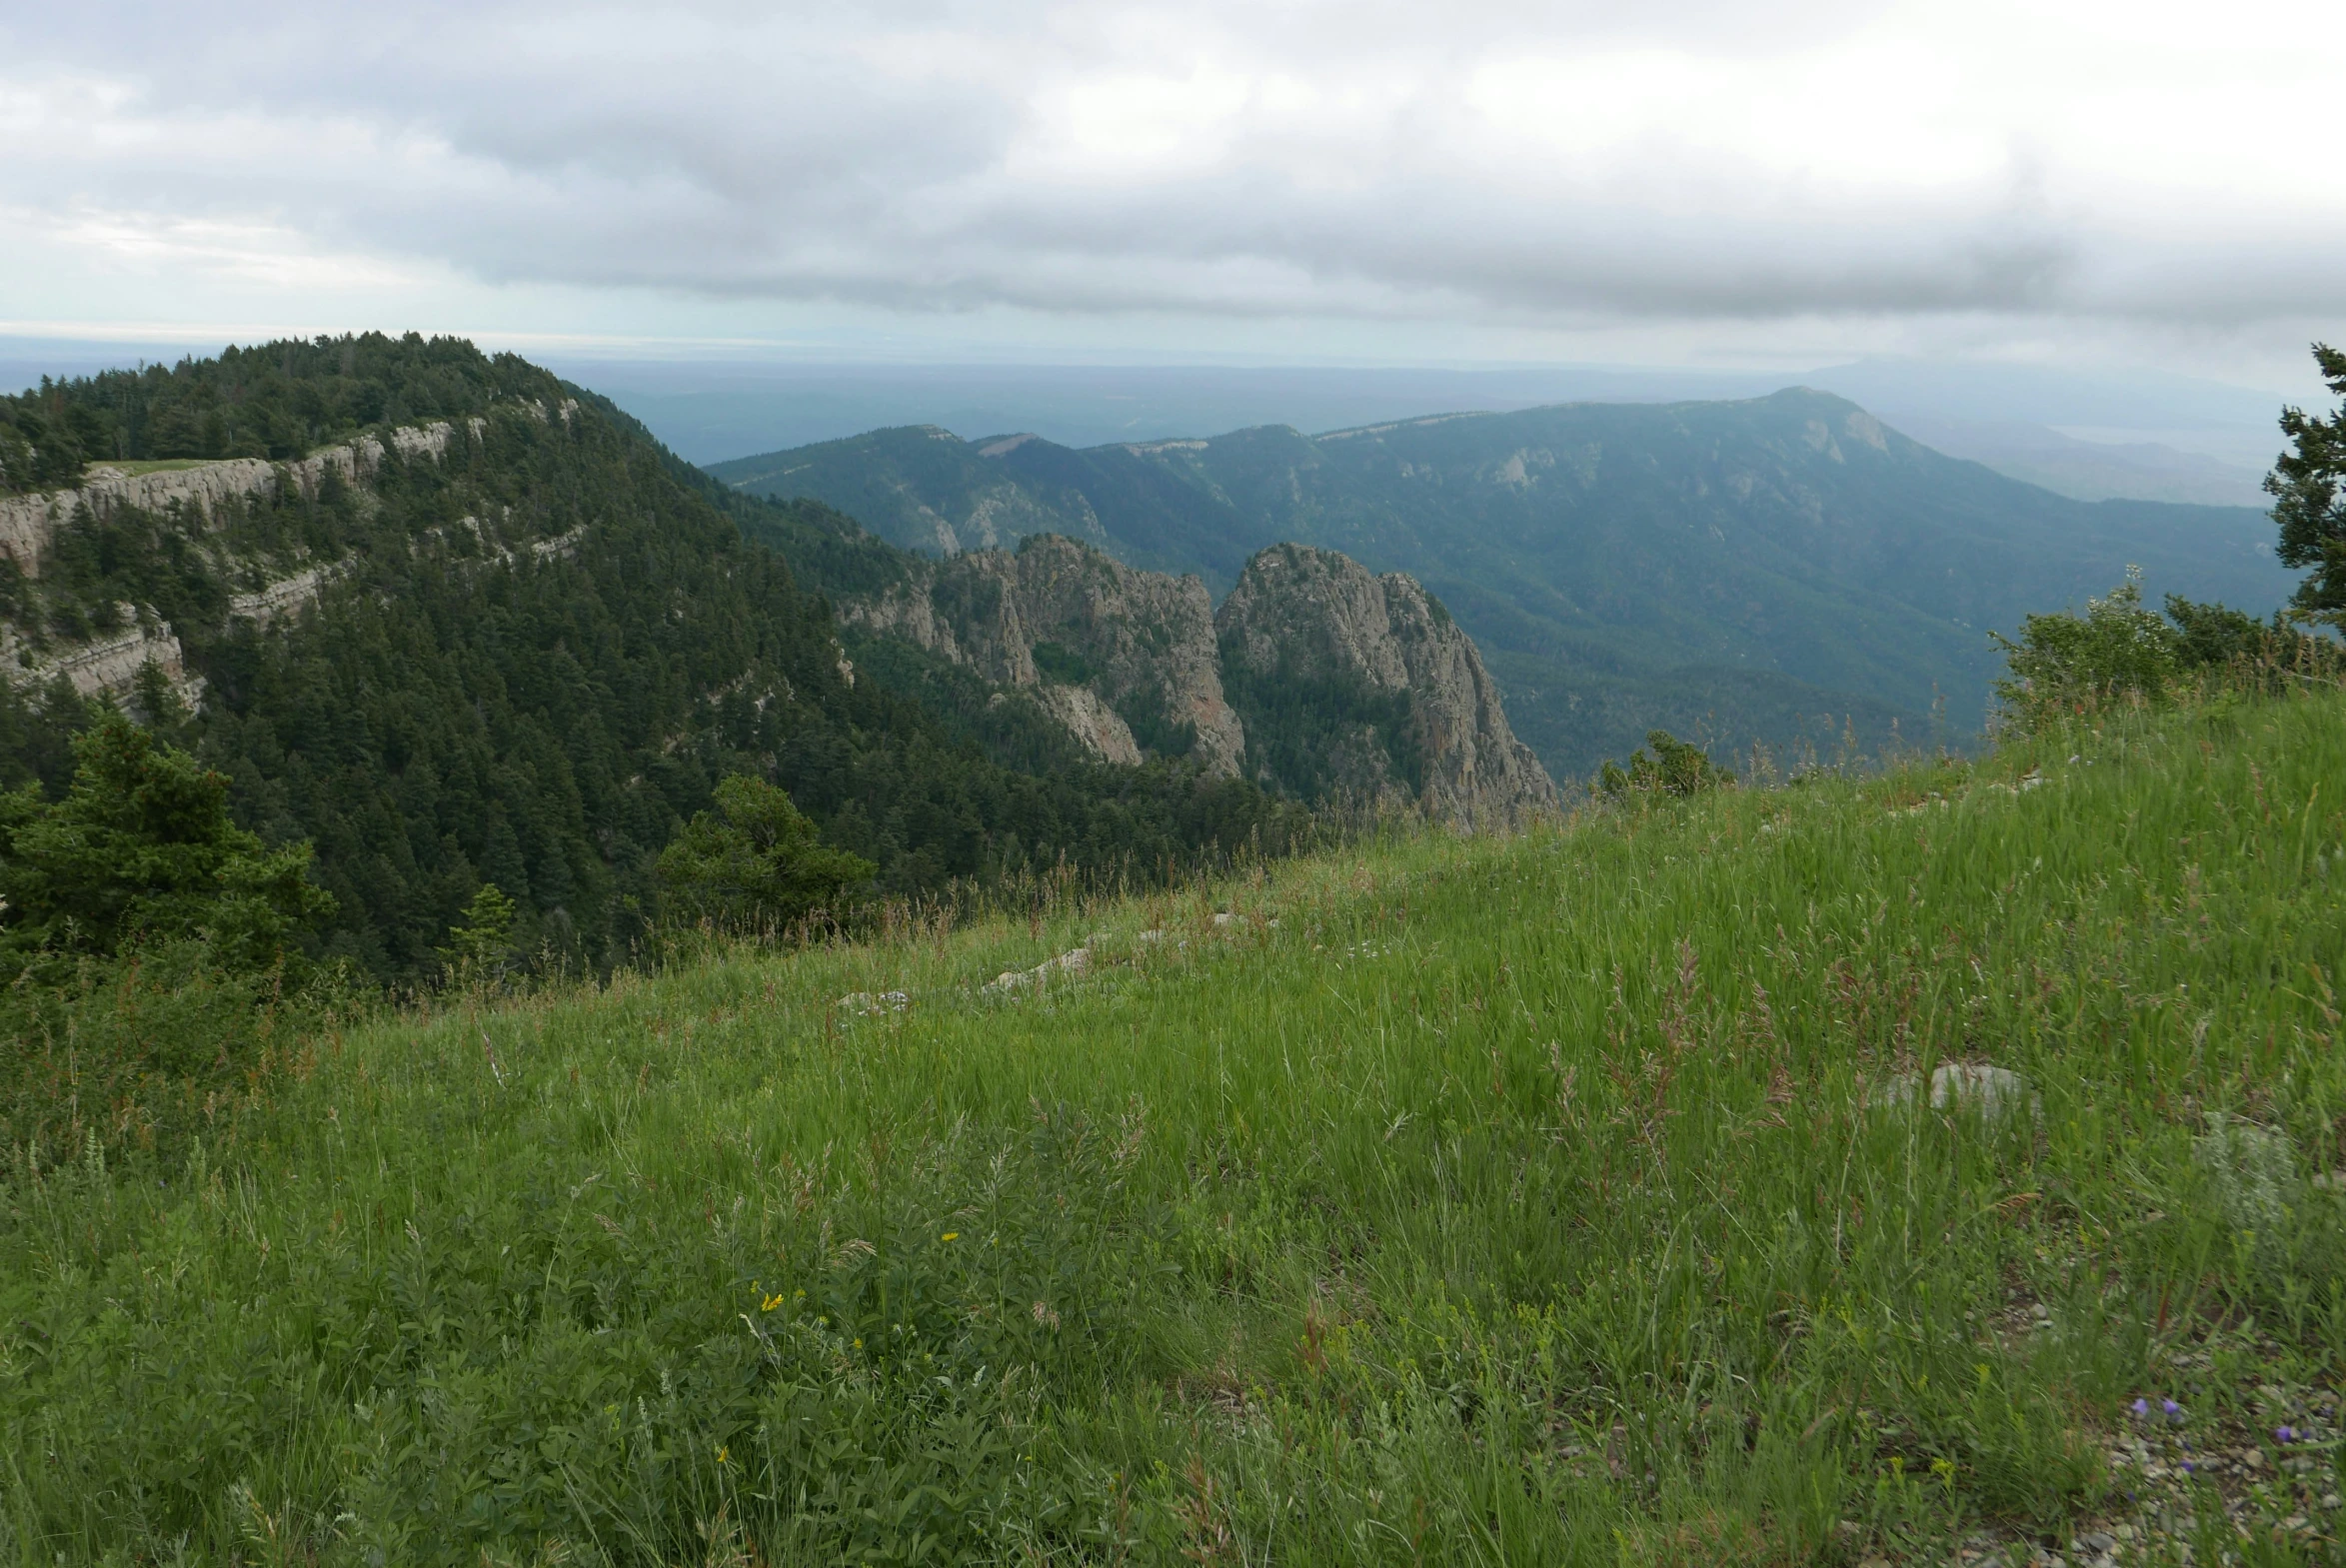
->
(709, 391, 2292, 777)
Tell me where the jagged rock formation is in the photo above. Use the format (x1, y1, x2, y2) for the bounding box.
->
(836, 531, 1556, 824)
(1215, 544, 1559, 824)
(842, 534, 1246, 776)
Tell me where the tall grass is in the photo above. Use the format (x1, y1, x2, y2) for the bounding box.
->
(3, 688, 2344, 1563)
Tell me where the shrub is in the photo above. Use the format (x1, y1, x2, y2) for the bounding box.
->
(0, 707, 333, 977)
(1991, 571, 2342, 731)
(655, 774, 877, 934)
(1598, 729, 1734, 799)
(0, 708, 341, 1158)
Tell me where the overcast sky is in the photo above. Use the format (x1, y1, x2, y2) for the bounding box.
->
(3, 0, 2339, 391)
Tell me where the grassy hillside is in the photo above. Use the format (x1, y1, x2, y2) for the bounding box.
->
(710, 395, 2293, 780)
(5, 688, 2344, 1563)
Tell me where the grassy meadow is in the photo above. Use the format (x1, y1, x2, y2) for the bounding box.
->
(6, 689, 2346, 1564)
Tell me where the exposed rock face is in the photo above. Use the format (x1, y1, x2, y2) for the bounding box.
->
(843, 534, 1245, 776)
(0, 419, 473, 580)
(1215, 543, 1559, 824)
(1036, 684, 1144, 768)
(0, 609, 198, 706)
(840, 533, 1556, 823)
(0, 417, 489, 704)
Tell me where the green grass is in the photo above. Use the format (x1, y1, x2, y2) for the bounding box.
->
(6, 692, 2346, 1564)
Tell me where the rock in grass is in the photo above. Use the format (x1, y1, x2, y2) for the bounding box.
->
(837, 990, 908, 1016)
(983, 947, 1092, 994)
(1869, 1062, 2035, 1124)
(1929, 1063, 2034, 1119)
(2194, 1114, 2299, 1241)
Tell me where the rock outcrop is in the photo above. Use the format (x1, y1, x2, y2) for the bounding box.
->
(840, 533, 1557, 824)
(0, 419, 475, 580)
(0, 416, 498, 704)
(1215, 543, 1559, 824)
(0, 609, 200, 707)
(843, 534, 1246, 776)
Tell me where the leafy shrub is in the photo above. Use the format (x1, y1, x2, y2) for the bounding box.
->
(1598, 729, 1734, 798)
(0, 708, 340, 1157)
(655, 774, 877, 933)
(0, 708, 332, 976)
(1990, 571, 2341, 731)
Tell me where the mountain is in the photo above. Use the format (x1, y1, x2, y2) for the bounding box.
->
(1880, 416, 2272, 507)
(709, 392, 2294, 777)
(837, 531, 1247, 777)
(816, 529, 1557, 824)
(1215, 543, 1556, 824)
(0, 338, 1311, 979)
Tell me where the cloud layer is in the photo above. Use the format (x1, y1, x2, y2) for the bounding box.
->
(4, 0, 2341, 348)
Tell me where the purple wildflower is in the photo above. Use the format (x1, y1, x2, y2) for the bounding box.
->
(2131, 1398, 2149, 1417)
(2182, 1460, 2195, 1473)
(2277, 1426, 2298, 1444)
(2162, 1398, 2184, 1423)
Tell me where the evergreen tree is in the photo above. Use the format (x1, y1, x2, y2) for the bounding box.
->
(0, 708, 333, 976)
(2269, 344, 2346, 623)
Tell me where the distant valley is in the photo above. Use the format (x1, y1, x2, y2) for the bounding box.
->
(709, 390, 2294, 780)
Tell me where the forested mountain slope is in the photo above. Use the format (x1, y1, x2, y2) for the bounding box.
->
(711, 393, 2291, 775)
(0, 337, 1301, 979)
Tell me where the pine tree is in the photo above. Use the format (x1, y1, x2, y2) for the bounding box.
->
(2268, 344, 2346, 622)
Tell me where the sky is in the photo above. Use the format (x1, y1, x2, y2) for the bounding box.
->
(4, 0, 2342, 397)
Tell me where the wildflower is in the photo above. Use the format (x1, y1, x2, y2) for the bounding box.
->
(2278, 1426, 2299, 1444)
(761, 1292, 786, 1312)
(2132, 1398, 2150, 1417)
(942, 1231, 960, 1242)
(2163, 1398, 2184, 1423)
(716, 1445, 730, 1465)
(853, 1337, 863, 1349)
(2182, 1460, 2195, 1474)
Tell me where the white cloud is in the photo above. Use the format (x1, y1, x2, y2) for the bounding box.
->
(0, 0, 2339, 372)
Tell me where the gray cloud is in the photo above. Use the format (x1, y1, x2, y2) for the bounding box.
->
(3, 0, 2339, 335)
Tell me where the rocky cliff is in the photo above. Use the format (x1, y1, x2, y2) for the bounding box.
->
(838, 532, 1557, 824)
(0, 403, 578, 706)
(0, 416, 493, 581)
(842, 533, 1247, 776)
(1215, 543, 1559, 824)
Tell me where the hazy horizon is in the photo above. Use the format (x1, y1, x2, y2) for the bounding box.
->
(5, 1, 2340, 404)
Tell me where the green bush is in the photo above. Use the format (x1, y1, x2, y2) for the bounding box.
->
(655, 774, 877, 934)
(1597, 728, 1734, 798)
(0, 708, 340, 1159)
(1990, 571, 2341, 731)
(0, 708, 332, 977)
